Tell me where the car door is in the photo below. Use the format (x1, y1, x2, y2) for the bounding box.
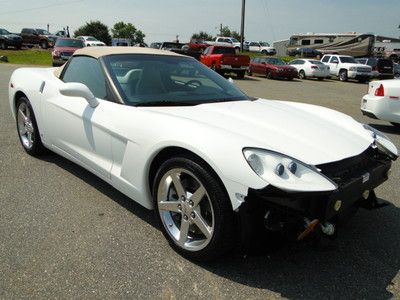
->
(43, 56, 114, 180)
(328, 56, 339, 75)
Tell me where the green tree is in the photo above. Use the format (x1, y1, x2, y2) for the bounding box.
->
(111, 21, 146, 44)
(220, 26, 242, 41)
(191, 31, 214, 41)
(74, 21, 111, 45)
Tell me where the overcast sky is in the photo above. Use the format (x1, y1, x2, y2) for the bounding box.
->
(1, 0, 399, 43)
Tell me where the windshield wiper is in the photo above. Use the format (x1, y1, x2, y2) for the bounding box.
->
(135, 100, 201, 107)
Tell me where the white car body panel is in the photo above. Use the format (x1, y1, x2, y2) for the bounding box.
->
(361, 79, 400, 124)
(290, 59, 330, 78)
(9, 67, 377, 211)
(78, 36, 106, 47)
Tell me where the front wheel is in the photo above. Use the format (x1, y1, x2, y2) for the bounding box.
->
(153, 156, 235, 261)
(16, 97, 47, 156)
(339, 70, 348, 81)
(266, 70, 273, 79)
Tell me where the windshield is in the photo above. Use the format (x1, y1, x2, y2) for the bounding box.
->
(86, 37, 98, 41)
(267, 58, 286, 65)
(259, 42, 270, 47)
(339, 56, 357, 64)
(0, 29, 10, 35)
(231, 38, 239, 43)
(104, 54, 250, 106)
(213, 47, 236, 54)
(308, 60, 324, 65)
(36, 29, 51, 35)
(55, 39, 84, 48)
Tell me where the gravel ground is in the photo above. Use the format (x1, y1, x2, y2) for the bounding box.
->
(0, 64, 399, 299)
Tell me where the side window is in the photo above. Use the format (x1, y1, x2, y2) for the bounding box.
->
(203, 47, 210, 55)
(62, 56, 107, 99)
(321, 56, 330, 63)
(314, 39, 324, 44)
(298, 60, 305, 65)
(301, 39, 311, 46)
(253, 57, 260, 63)
(330, 56, 339, 63)
(290, 60, 298, 65)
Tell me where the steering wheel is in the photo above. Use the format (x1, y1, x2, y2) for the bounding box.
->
(184, 80, 202, 88)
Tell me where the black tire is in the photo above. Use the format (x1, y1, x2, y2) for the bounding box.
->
(153, 155, 236, 261)
(317, 77, 324, 81)
(266, 70, 273, 79)
(236, 70, 245, 79)
(261, 50, 267, 55)
(40, 40, 48, 49)
(0, 40, 7, 50)
(339, 69, 348, 81)
(299, 70, 306, 80)
(16, 97, 47, 156)
(247, 67, 253, 76)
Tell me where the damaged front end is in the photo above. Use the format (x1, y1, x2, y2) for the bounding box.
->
(238, 147, 394, 245)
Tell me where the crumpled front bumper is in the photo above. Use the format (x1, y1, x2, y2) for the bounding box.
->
(246, 150, 392, 223)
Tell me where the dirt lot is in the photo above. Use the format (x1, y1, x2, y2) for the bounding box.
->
(1, 64, 399, 299)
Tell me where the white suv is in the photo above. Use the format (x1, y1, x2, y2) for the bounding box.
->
(321, 54, 372, 82)
(246, 41, 276, 55)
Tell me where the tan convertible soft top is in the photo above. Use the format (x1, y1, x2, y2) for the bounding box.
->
(54, 46, 183, 78)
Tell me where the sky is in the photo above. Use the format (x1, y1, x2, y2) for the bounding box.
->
(0, 0, 399, 44)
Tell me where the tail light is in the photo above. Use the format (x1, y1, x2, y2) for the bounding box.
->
(375, 84, 384, 97)
(311, 65, 318, 69)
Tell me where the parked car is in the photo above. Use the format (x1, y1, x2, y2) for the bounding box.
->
(246, 41, 276, 55)
(384, 49, 400, 62)
(289, 59, 330, 80)
(356, 57, 394, 79)
(361, 79, 400, 127)
(394, 63, 400, 79)
(248, 57, 298, 80)
(321, 54, 372, 82)
(76, 36, 105, 46)
(149, 42, 162, 49)
(200, 45, 250, 78)
(51, 38, 84, 66)
(288, 47, 322, 58)
(182, 39, 209, 52)
(20, 28, 57, 49)
(0, 28, 23, 49)
(9, 47, 397, 261)
(206, 37, 241, 50)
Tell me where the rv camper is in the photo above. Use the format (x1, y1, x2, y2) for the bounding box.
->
(287, 33, 375, 57)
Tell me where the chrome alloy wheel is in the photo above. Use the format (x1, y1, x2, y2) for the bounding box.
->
(157, 168, 215, 251)
(17, 102, 35, 149)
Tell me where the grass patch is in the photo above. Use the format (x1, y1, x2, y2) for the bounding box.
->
(0, 49, 51, 66)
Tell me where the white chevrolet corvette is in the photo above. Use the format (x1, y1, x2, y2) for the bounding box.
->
(9, 47, 398, 260)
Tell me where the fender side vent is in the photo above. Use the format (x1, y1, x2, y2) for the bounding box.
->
(39, 81, 46, 93)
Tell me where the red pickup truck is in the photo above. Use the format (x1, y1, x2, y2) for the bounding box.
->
(200, 45, 250, 78)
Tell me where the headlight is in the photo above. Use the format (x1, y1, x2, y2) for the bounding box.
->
(363, 124, 398, 159)
(349, 67, 357, 71)
(243, 148, 337, 192)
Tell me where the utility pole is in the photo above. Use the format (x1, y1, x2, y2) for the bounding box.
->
(220, 24, 223, 37)
(240, 0, 246, 52)
(47, 23, 49, 32)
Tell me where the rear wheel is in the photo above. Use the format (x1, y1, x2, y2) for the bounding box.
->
(236, 70, 245, 79)
(339, 69, 348, 81)
(16, 97, 46, 156)
(299, 70, 306, 79)
(153, 156, 235, 261)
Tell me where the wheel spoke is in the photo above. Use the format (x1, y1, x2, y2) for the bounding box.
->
(18, 108, 27, 122)
(19, 126, 27, 135)
(26, 132, 33, 145)
(171, 172, 186, 198)
(158, 200, 181, 213)
(178, 219, 190, 246)
(193, 212, 212, 239)
(190, 185, 206, 207)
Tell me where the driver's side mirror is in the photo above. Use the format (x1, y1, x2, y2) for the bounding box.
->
(60, 82, 99, 108)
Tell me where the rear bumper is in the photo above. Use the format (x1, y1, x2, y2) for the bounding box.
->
(361, 94, 400, 123)
(219, 64, 248, 71)
(246, 156, 391, 223)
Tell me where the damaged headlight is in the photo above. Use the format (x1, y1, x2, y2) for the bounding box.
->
(363, 124, 398, 160)
(243, 148, 337, 192)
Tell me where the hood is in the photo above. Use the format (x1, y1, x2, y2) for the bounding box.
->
(144, 99, 373, 165)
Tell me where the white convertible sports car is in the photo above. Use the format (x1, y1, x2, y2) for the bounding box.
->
(9, 47, 398, 260)
(361, 79, 400, 127)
